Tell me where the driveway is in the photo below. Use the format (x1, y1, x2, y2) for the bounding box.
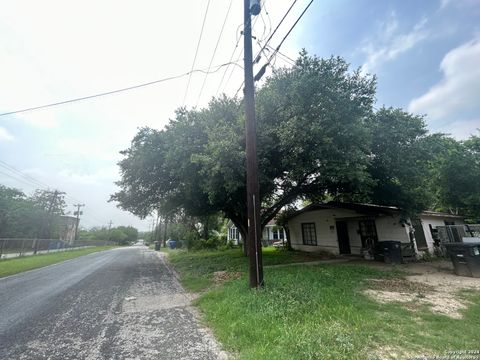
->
(0, 246, 226, 359)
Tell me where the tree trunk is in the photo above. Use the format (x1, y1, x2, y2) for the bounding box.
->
(202, 216, 209, 240)
(284, 226, 293, 251)
(228, 215, 248, 257)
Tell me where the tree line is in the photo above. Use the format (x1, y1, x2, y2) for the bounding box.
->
(0, 185, 139, 244)
(0, 186, 67, 239)
(111, 52, 480, 243)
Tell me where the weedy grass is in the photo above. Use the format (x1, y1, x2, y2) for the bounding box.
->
(167, 248, 480, 359)
(166, 247, 331, 292)
(0, 246, 116, 278)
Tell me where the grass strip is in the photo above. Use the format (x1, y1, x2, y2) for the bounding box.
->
(0, 246, 116, 278)
(167, 248, 480, 359)
(165, 247, 333, 292)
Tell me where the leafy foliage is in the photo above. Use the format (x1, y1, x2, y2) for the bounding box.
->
(79, 226, 138, 245)
(112, 51, 479, 235)
(0, 186, 66, 238)
(112, 53, 379, 237)
(429, 132, 480, 221)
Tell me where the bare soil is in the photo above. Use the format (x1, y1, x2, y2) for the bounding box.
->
(363, 260, 480, 319)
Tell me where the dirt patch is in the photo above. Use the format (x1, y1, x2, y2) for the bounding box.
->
(213, 271, 242, 284)
(367, 278, 435, 293)
(363, 262, 480, 319)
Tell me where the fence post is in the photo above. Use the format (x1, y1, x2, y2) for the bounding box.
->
(0, 239, 5, 258)
(20, 239, 25, 256)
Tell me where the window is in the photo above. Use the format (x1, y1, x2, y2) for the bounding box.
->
(301, 223, 317, 245)
(358, 220, 378, 247)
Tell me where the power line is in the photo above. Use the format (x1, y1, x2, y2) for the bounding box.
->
(254, 0, 298, 64)
(215, 3, 264, 96)
(196, 0, 234, 107)
(0, 61, 240, 117)
(234, 0, 300, 96)
(265, 44, 296, 65)
(0, 160, 110, 225)
(182, 0, 212, 107)
(267, 0, 314, 64)
(235, 0, 314, 97)
(0, 160, 51, 189)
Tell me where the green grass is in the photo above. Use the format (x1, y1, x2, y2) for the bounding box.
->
(166, 248, 480, 359)
(166, 247, 332, 292)
(0, 246, 116, 278)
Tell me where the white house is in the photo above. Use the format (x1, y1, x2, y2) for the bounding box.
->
(227, 219, 286, 245)
(285, 202, 464, 256)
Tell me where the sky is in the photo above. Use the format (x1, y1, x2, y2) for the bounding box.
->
(0, 0, 479, 231)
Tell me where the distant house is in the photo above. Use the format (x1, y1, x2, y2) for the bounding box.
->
(226, 219, 286, 246)
(285, 202, 464, 256)
(59, 215, 79, 245)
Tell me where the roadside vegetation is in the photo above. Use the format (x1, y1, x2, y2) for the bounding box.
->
(166, 247, 480, 359)
(0, 246, 116, 278)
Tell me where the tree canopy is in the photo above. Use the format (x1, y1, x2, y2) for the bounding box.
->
(111, 52, 480, 239)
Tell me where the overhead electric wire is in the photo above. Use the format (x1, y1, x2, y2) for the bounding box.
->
(0, 159, 111, 225)
(0, 169, 41, 191)
(266, 44, 296, 65)
(182, 0, 212, 107)
(235, 0, 314, 97)
(0, 160, 51, 190)
(234, 0, 300, 96)
(267, 0, 314, 64)
(0, 61, 241, 117)
(215, 2, 265, 96)
(254, 0, 298, 64)
(196, 0, 234, 107)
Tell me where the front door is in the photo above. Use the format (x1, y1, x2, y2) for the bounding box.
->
(336, 221, 351, 254)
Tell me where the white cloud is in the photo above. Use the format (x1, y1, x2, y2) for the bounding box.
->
(408, 38, 480, 135)
(361, 14, 429, 73)
(0, 126, 14, 141)
(439, 0, 453, 10)
(58, 166, 119, 186)
(0, 0, 302, 230)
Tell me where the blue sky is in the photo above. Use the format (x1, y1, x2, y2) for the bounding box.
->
(0, 0, 479, 230)
(296, 0, 480, 136)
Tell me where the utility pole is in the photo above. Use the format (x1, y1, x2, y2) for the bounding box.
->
(73, 204, 85, 242)
(244, 0, 264, 288)
(154, 212, 160, 246)
(107, 220, 113, 245)
(37, 190, 64, 253)
(163, 216, 168, 247)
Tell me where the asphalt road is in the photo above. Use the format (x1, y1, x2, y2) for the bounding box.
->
(0, 247, 226, 360)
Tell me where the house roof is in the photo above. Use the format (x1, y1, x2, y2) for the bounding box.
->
(420, 211, 464, 219)
(286, 202, 465, 221)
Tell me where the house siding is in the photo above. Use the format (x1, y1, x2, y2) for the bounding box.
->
(289, 209, 410, 254)
(375, 216, 410, 243)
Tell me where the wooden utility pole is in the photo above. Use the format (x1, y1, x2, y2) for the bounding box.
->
(73, 203, 85, 242)
(244, 0, 264, 288)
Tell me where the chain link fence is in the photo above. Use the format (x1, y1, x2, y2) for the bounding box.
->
(0, 238, 116, 259)
(437, 225, 480, 244)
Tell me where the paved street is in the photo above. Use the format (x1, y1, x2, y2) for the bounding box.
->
(0, 247, 226, 360)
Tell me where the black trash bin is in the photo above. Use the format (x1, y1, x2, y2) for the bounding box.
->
(444, 242, 480, 278)
(374, 241, 403, 264)
(154, 241, 161, 251)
